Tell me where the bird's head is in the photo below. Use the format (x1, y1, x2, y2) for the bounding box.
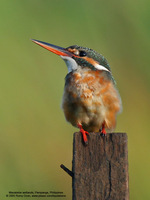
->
(32, 39, 111, 74)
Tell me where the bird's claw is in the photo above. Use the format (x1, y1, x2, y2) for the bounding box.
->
(101, 133, 106, 137)
(77, 123, 89, 144)
(81, 129, 89, 144)
(100, 124, 107, 137)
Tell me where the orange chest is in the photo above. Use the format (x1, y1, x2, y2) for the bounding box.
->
(65, 69, 113, 101)
(63, 69, 122, 130)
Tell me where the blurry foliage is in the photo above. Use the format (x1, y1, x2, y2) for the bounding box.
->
(0, 0, 150, 199)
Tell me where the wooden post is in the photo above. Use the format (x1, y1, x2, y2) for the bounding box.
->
(72, 132, 129, 200)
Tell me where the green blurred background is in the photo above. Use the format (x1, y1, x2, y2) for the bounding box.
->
(0, 0, 150, 199)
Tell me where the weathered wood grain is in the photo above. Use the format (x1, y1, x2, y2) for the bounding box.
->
(72, 132, 129, 200)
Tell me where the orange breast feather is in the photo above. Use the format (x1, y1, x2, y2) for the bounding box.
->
(62, 69, 122, 131)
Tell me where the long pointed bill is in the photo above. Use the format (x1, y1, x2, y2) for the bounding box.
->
(32, 39, 72, 57)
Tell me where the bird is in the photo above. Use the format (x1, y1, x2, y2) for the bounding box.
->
(32, 39, 122, 144)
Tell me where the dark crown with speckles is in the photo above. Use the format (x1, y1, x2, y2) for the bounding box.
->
(67, 45, 111, 72)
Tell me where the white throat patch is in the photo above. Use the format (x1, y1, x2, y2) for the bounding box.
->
(61, 56, 78, 73)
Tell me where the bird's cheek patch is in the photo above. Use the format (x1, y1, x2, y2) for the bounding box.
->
(94, 63, 110, 72)
(83, 57, 110, 72)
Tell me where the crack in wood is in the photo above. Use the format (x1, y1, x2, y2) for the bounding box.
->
(107, 161, 112, 200)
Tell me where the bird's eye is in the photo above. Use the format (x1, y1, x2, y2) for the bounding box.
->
(79, 51, 87, 57)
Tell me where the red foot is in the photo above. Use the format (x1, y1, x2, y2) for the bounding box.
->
(77, 123, 89, 144)
(100, 123, 107, 136)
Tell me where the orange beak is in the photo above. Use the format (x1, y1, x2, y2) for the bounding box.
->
(32, 39, 73, 57)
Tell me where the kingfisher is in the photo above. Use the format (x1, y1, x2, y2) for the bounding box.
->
(32, 39, 122, 144)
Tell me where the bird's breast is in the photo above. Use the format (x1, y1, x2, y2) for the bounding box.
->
(62, 68, 122, 131)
